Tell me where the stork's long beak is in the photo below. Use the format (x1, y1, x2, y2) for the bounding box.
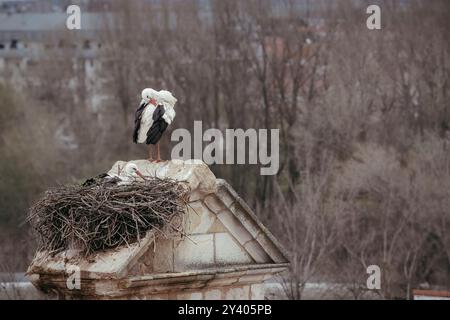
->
(136, 170, 146, 180)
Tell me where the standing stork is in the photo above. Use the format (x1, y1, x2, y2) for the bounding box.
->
(133, 88, 177, 162)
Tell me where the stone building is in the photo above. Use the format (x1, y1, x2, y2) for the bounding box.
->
(27, 160, 289, 300)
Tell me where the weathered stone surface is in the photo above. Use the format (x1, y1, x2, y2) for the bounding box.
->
(206, 278, 239, 287)
(215, 233, 253, 265)
(228, 202, 261, 238)
(130, 248, 155, 276)
(109, 159, 218, 197)
(204, 289, 222, 300)
(207, 219, 227, 233)
(203, 194, 225, 214)
(95, 281, 119, 296)
(188, 190, 205, 202)
(225, 286, 250, 300)
(29, 230, 156, 279)
(216, 210, 253, 245)
(243, 240, 271, 263)
(216, 179, 289, 264)
(185, 201, 217, 235)
(141, 248, 154, 268)
(176, 291, 203, 300)
(237, 273, 266, 284)
(255, 233, 289, 264)
(250, 284, 265, 300)
(146, 293, 169, 300)
(153, 239, 174, 273)
(174, 234, 215, 271)
(215, 183, 235, 208)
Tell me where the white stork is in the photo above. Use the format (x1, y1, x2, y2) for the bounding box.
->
(82, 163, 146, 187)
(110, 163, 146, 185)
(133, 88, 177, 162)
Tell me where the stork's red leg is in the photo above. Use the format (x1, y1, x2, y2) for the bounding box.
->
(147, 145, 154, 162)
(155, 142, 163, 162)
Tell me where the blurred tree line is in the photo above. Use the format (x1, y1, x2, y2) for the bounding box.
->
(0, 0, 449, 298)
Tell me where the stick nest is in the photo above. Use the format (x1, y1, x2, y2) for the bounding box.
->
(27, 178, 190, 256)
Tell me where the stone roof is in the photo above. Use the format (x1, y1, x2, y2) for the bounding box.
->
(27, 160, 289, 299)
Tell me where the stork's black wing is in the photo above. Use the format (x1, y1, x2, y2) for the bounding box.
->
(81, 173, 109, 187)
(132, 102, 148, 143)
(146, 105, 168, 145)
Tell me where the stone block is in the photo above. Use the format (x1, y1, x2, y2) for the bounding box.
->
(177, 291, 203, 300)
(204, 289, 222, 300)
(243, 240, 271, 263)
(216, 210, 253, 245)
(153, 239, 174, 273)
(250, 284, 265, 300)
(109, 160, 217, 197)
(214, 233, 253, 265)
(203, 195, 226, 214)
(237, 273, 266, 284)
(215, 184, 236, 207)
(174, 234, 214, 271)
(207, 219, 227, 233)
(148, 293, 169, 300)
(225, 285, 250, 300)
(228, 202, 261, 238)
(206, 277, 239, 287)
(185, 202, 217, 234)
(255, 233, 287, 263)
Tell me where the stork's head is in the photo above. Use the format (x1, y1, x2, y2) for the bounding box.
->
(123, 163, 146, 180)
(141, 88, 159, 106)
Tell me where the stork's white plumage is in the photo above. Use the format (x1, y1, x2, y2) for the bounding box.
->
(137, 104, 156, 143)
(82, 162, 146, 187)
(109, 163, 146, 186)
(133, 88, 178, 162)
(158, 90, 177, 125)
(136, 89, 159, 144)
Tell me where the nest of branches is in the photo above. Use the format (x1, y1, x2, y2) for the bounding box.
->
(27, 178, 190, 256)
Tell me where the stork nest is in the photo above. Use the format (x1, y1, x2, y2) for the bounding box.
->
(27, 178, 190, 256)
